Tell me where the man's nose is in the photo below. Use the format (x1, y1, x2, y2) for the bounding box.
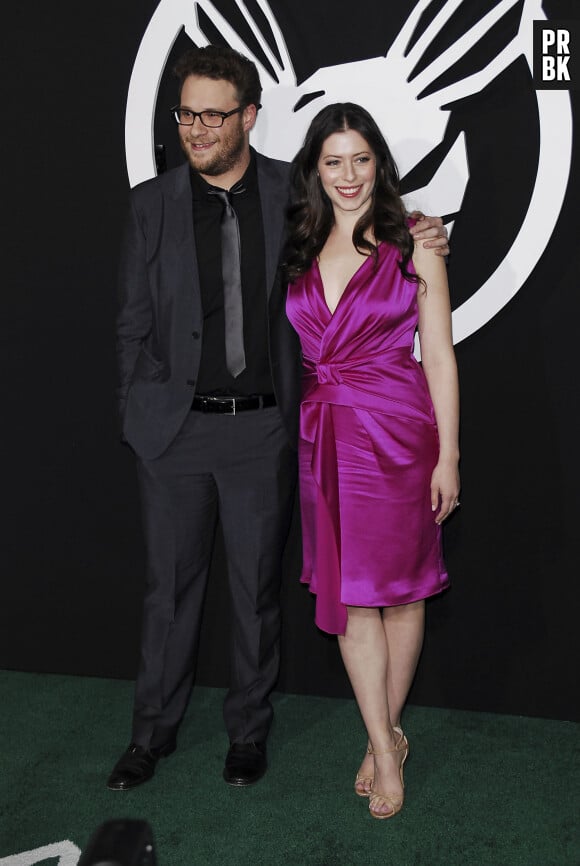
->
(189, 114, 207, 133)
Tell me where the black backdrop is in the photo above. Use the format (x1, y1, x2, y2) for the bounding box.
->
(2, 0, 579, 722)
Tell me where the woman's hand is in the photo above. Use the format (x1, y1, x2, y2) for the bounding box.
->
(431, 458, 460, 524)
(409, 211, 449, 256)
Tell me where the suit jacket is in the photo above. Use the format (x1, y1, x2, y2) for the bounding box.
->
(116, 150, 302, 461)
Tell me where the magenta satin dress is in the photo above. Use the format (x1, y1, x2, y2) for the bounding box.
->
(286, 241, 449, 635)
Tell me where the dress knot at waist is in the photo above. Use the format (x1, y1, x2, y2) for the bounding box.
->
(303, 355, 366, 385)
(304, 347, 412, 387)
(315, 362, 343, 385)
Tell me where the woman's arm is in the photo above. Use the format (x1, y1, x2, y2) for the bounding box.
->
(413, 242, 460, 524)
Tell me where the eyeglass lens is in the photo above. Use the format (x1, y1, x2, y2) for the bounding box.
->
(174, 109, 227, 127)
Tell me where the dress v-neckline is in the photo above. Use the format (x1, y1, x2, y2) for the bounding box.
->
(314, 247, 380, 317)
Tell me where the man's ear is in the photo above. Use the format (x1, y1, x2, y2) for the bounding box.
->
(243, 103, 258, 133)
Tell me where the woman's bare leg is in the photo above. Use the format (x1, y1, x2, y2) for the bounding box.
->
(383, 600, 425, 727)
(338, 606, 402, 814)
(342, 601, 425, 809)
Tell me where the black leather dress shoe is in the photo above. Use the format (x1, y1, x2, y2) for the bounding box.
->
(223, 741, 267, 787)
(107, 741, 176, 791)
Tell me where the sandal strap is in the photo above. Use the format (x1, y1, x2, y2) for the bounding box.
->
(368, 729, 407, 755)
(369, 791, 404, 815)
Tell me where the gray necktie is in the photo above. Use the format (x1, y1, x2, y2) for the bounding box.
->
(208, 184, 246, 378)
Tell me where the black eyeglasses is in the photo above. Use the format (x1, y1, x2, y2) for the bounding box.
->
(170, 105, 244, 128)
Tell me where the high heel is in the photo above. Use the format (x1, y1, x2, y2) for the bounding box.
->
(393, 726, 409, 761)
(368, 728, 409, 820)
(354, 742, 373, 797)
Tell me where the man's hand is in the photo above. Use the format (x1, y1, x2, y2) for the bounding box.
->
(409, 211, 449, 257)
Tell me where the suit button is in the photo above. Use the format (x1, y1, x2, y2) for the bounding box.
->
(191, 330, 200, 339)
(186, 379, 196, 387)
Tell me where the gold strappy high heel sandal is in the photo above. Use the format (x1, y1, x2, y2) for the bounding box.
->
(368, 727, 409, 820)
(354, 742, 373, 797)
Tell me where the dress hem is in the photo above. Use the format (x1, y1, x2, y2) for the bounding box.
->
(301, 574, 450, 635)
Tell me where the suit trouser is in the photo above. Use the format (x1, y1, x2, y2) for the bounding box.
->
(131, 405, 297, 750)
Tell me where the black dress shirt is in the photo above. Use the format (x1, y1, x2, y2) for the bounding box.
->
(190, 154, 273, 396)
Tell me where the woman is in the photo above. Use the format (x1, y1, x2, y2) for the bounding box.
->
(285, 104, 460, 820)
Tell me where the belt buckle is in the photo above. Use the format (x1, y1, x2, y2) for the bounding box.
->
(225, 397, 236, 415)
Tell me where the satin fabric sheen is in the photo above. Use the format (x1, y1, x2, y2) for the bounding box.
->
(286, 241, 449, 635)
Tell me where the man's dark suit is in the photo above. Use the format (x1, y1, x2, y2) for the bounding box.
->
(116, 151, 302, 750)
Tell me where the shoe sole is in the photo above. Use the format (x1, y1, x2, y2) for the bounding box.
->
(222, 769, 267, 787)
(106, 743, 176, 791)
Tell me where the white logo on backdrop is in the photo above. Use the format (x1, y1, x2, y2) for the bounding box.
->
(0, 841, 81, 866)
(125, 0, 573, 344)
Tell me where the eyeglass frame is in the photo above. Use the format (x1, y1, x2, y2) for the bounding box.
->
(170, 104, 257, 127)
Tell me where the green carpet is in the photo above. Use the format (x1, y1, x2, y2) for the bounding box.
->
(0, 671, 578, 865)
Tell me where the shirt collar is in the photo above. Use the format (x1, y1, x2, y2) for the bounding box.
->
(189, 149, 257, 202)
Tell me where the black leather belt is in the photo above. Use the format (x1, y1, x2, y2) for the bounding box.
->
(191, 394, 277, 415)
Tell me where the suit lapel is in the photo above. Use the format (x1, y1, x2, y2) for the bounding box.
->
(256, 153, 288, 299)
(171, 163, 202, 329)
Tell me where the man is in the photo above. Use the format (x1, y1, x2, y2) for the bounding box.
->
(109, 44, 448, 791)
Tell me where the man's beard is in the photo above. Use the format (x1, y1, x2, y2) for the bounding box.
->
(182, 121, 247, 178)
